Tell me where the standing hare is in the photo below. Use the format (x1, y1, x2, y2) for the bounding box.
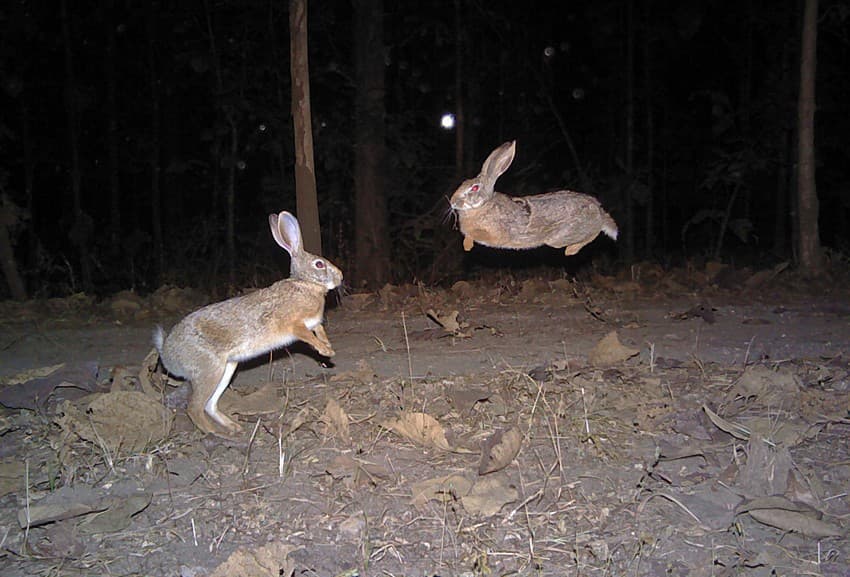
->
(153, 211, 342, 437)
(450, 140, 618, 256)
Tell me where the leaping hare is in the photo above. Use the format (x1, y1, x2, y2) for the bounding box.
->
(153, 211, 343, 437)
(450, 140, 618, 256)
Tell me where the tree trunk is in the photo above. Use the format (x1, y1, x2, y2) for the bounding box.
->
(22, 98, 37, 277)
(643, 0, 654, 256)
(624, 0, 635, 261)
(226, 114, 238, 288)
(353, 0, 390, 288)
(796, 0, 823, 275)
(289, 0, 322, 255)
(105, 0, 121, 257)
(204, 0, 224, 280)
(774, 1, 795, 257)
(269, 1, 290, 221)
(453, 0, 464, 182)
(61, 0, 93, 292)
(148, 6, 164, 286)
(0, 198, 27, 301)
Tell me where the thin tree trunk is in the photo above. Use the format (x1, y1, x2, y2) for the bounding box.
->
(353, 0, 390, 287)
(289, 0, 322, 255)
(624, 0, 635, 261)
(106, 0, 121, 257)
(225, 115, 237, 287)
(61, 0, 92, 292)
(796, 0, 822, 275)
(204, 0, 224, 264)
(714, 183, 740, 259)
(269, 1, 289, 217)
(642, 0, 654, 256)
(453, 0, 464, 182)
(0, 198, 27, 300)
(148, 6, 164, 285)
(774, 1, 795, 257)
(22, 98, 37, 276)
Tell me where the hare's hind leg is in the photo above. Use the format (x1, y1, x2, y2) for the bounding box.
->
(564, 238, 593, 256)
(203, 360, 242, 436)
(187, 361, 241, 436)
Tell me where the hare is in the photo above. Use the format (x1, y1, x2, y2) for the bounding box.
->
(450, 140, 618, 256)
(153, 211, 343, 437)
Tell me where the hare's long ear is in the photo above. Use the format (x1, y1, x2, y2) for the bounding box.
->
(481, 141, 515, 179)
(270, 211, 302, 256)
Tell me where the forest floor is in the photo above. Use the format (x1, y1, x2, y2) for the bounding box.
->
(0, 261, 849, 577)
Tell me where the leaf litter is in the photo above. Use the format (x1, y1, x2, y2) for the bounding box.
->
(0, 276, 849, 576)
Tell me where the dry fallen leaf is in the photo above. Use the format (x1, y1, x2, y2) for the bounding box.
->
(737, 496, 844, 538)
(479, 427, 522, 475)
(330, 359, 375, 384)
(55, 391, 172, 453)
(588, 331, 639, 366)
(280, 407, 309, 439)
(326, 454, 388, 488)
(426, 308, 470, 337)
(702, 405, 750, 440)
(461, 474, 518, 517)
(220, 382, 280, 417)
(209, 542, 299, 577)
(411, 474, 473, 508)
(383, 412, 452, 451)
(320, 398, 351, 443)
(449, 387, 493, 412)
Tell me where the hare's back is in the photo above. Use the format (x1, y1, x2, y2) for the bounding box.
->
(526, 190, 609, 242)
(162, 279, 326, 363)
(528, 190, 603, 222)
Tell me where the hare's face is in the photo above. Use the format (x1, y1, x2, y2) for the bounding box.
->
(314, 257, 343, 291)
(293, 255, 343, 291)
(450, 178, 490, 211)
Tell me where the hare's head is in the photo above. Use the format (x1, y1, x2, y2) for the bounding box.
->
(269, 211, 343, 291)
(450, 140, 516, 211)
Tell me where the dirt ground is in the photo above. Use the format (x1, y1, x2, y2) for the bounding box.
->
(1, 263, 849, 577)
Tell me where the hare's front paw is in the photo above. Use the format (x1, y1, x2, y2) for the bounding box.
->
(312, 325, 335, 357)
(463, 236, 474, 251)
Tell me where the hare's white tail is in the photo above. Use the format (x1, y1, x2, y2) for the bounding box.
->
(152, 325, 166, 353)
(601, 213, 619, 241)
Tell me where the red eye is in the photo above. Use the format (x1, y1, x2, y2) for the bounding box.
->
(315, 260, 325, 269)
(471, 184, 479, 192)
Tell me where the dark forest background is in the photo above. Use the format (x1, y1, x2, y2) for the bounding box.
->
(0, 0, 848, 298)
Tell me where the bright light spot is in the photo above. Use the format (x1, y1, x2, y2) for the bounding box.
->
(543, 46, 555, 58)
(236, 160, 246, 170)
(440, 113, 456, 130)
(572, 88, 585, 100)
(258, 124, 267, 132)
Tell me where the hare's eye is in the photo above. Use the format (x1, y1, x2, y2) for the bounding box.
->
(470, 184, 480, 193)
(314, 260, 325, 269)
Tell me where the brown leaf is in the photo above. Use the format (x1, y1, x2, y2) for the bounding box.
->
(320, 398, 351, 443)
(329, 359, 375, 384)
(426, 308, 470, 337)
(209, 542, 299, 577)
(588, 331, 639, 366)
(55, 391, 173, 453)
(479, 427, 522, 475)
(747, 507, 844, 538)
(448, 387, 492, 412)
(220, 382, 280, 417)
(411, 474, 472, 508)
(461, 474, 518, 517)
(383, 412, 452, 451)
